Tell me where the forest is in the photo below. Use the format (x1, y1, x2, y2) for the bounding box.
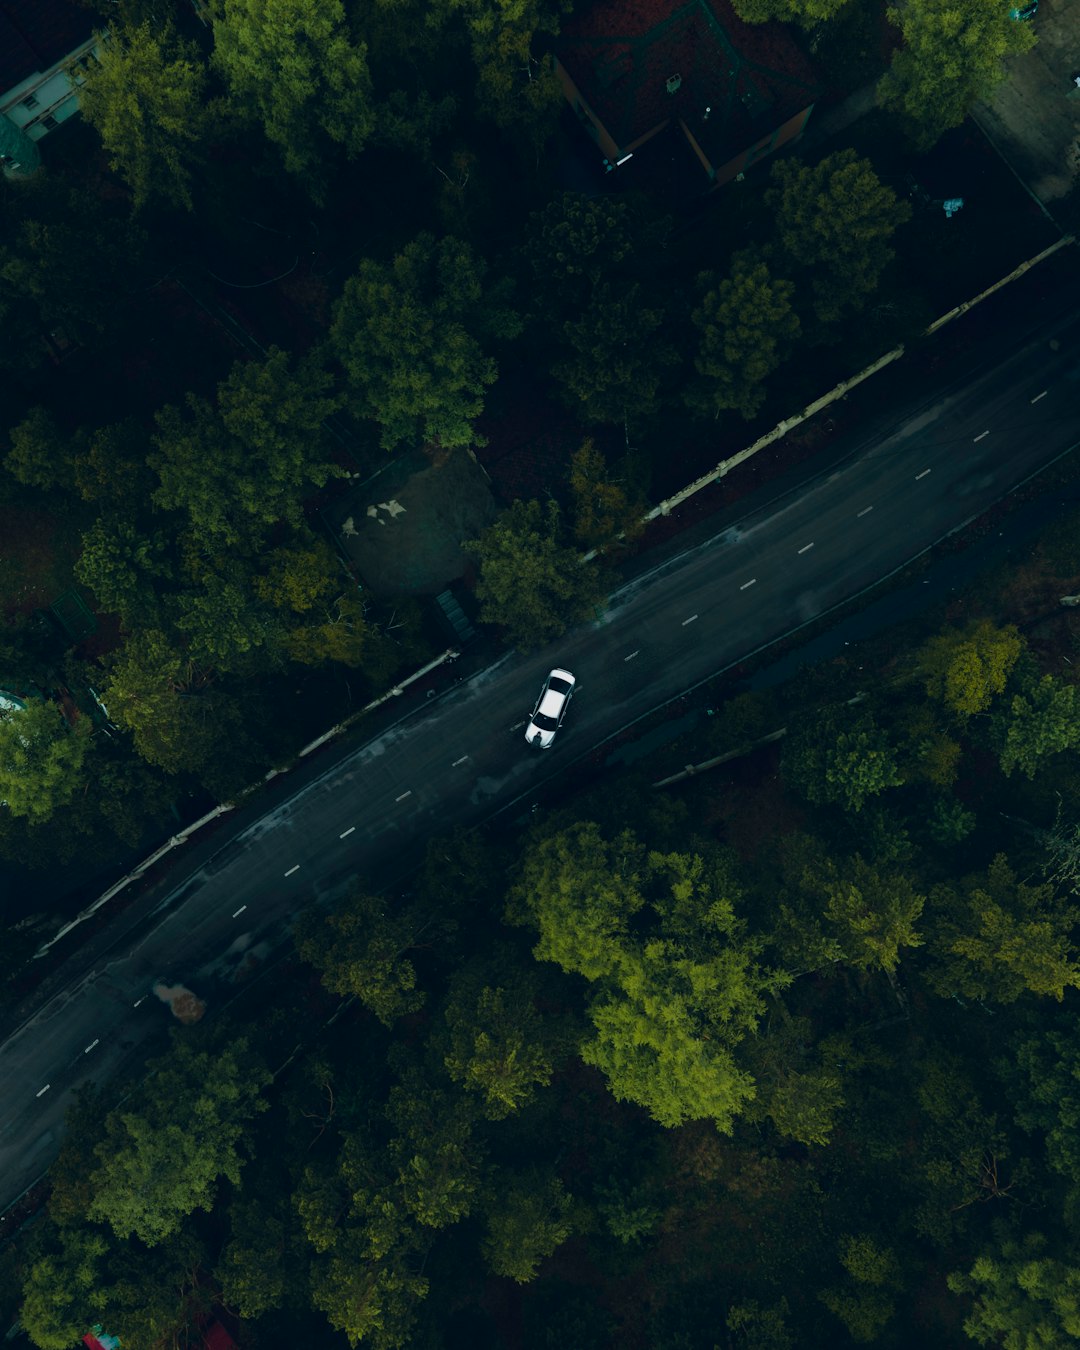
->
(2, 0, 1079, 1344)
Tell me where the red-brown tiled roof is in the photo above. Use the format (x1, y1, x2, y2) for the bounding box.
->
(0, 0, 94, 95)
(558, 0, 817, 166)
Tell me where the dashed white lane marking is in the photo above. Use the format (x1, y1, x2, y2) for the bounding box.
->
(915, 469, 932, 480)
(681, 614, 699, 626)
(624, 650, 640, 661)
(284, 864, 300, 877)
(35, 1085, 50, 1098)
(740, 578, 757, 590)
(452, 755, 468, 766)
(1031, 390, 1048, 404)
(232, 905, 247, 918)
(973, 431, 990, 443)
(84, 1039, 99, 1054)
(339, 826, 356, 838)
(797, 542, 814, 554)
(395, 790, 412, 802)
(857, 506, 874, 517)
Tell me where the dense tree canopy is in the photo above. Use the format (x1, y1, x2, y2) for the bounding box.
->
(465, 498, 606, 648)
(878, 0, 1036, 148)
(80, 23, 212, 211)
(766, 150, 912, 326)
(211, 0, 375, 186)
(0, 700, 93, 825)
(330, 234, 520, 451)
(686, 254, 799, 420)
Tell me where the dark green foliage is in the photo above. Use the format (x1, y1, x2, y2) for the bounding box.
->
(464, 498, 607, 648)
(329, 233, 521, 451)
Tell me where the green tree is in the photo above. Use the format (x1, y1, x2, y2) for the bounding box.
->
(686, 254, 799, 420)
(1010, 1021, 1080, 1200)
(878, 0, 1036, 149)
(297, 1139, 430, 1348)
(916, 619, 1024, 719)
(819, 1235, 903, 1344)
(481, 1170, 573, 1282)
(173, 569, 280, 671)
(73, 418, 155, 507)
(441, 967, 561, 1119)
(80, 23, 212, 211)
(994, 674, 1080, 778)
(330, 233, 520, 451)
(568, 438, 646, 552)
(506, 821, 645, 980)
(447, 0, 569, 140)
(254, 540, 340, 614)
(284, 591, 369, 669)
(783, 710, 905, 812)
(87, 1034, 269, 1244)
(151, 348, 345, 547)
(75, 518, 173, 626)
(387, 1076, 481, 1229)
(511, 829, 788, 1131)
(948, 1233, 1080, 1349)
(216, 1195, 288, 1319)
(465, 498, 606, 648)
(553, 281, 677, 427)
(211, 0, 375, 187)
(926, 854, 1080, 1004)
(732, 0, 852, 22)
(101, 629, 223, 774)
(4, 406, 79, 491)
(0, 700, 94, 825)
(766, 150, 912, 325)
(816, 855, 925, 975)
(19, 1226, 109, 1350)
(294, 884, 435, 1026)
(526, 191, 637, 291)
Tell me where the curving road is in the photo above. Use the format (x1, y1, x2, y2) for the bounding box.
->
(3, 301, 1080, 1215)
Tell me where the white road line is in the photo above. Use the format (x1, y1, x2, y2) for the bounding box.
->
(339, 825, 356, 838)
(740, 579, 757, 590)
(797, 542, 814, 554)
(857, 505, 874, 517)
(1031, 390, 1048, 403)
(35, 1085, 50, 1098)
(624, 650, 640, 662)
(396, 790, 412, 802)
(284, 864, 300, 877)
(915, 469, 932, 480)
(681, 614, 699, 626)
(452, 755, 469, 766)
(84, 1039, 99, 1054)
(232, 905, 247, 918)
(973, 431, 990, 443)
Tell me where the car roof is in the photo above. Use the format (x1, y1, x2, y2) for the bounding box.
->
(538, 687, 567, 717)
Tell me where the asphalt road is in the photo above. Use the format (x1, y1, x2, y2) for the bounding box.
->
(3, 304, 1080, 1216)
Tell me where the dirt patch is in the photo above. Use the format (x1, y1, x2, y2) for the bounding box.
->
(330, 446, 498, 597)
(0, 506, 77, 615)
(974, 0, 1080, 205)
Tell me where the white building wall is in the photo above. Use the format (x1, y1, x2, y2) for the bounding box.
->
(0, 35, 98, 144)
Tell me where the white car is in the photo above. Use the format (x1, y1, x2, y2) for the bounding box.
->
(525, 668, 576, 749)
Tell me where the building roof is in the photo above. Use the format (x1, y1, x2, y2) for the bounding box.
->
(0, 0, 95, 95)
(558, 0, 817, 166)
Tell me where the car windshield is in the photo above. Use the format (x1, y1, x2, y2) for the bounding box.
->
(548, 677, 571, 695)
(532, 712, 559, 731)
